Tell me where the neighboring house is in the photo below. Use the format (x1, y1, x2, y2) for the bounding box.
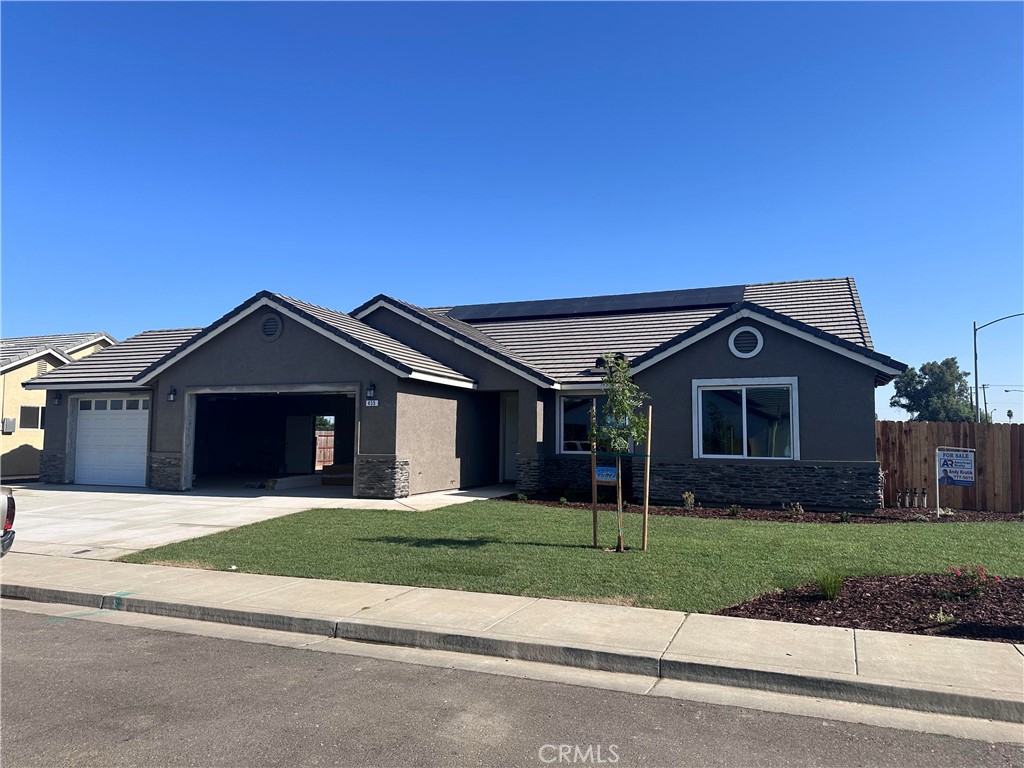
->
(1, 332, 116, 479)
(25, 278, 906, 509)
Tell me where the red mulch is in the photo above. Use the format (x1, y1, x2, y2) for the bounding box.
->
(718, 574, 1024, 643)
(506, 496, 1021, 524)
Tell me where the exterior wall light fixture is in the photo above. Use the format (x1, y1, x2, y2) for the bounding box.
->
(366, 382, 376, 399)
(167, 385, 177, 403)
(53, 392, 63, 406)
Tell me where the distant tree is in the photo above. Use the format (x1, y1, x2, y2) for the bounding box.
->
(889, 357, 986, 423)
(315, 416, 335, 431)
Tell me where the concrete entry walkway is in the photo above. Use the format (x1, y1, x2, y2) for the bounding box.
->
(5, 483, 512, 560)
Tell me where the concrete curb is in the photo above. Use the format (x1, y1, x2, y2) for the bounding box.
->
(4, 581, 1021, 724)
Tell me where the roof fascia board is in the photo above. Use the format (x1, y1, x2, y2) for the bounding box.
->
(408, 371, 477, 390)
(1, 348, 74, 375)
(629, 309, 903, 377)
(558, 382, 605, 392)
(356, 299, 555, 388)
(23, 381, 150, 391)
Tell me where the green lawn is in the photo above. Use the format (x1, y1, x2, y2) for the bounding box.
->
(119, 501, 1023, 614)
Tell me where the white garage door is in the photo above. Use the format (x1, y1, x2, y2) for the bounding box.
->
(75, 397, 150, 486)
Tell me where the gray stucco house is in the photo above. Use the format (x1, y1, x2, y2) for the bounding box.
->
(25, 277, 906, 509)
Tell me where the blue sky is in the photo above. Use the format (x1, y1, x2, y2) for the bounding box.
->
(3, 2, 1022, 421)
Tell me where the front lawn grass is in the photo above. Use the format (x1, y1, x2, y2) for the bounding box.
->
(119, 500, 1023, 614)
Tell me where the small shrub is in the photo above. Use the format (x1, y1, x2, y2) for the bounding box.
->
(727, 504, 742, 517)
(784, 502, 805, 517)
(558, 496, 569, 506)
(839, 511, 851, 524)
(515, 492, 528, 502)
(938, 508, 956, 518)
(948, 564, 1002, 597)
(681, 491, 696, 511)
(929, 608, 956, 625)
(817, 570, 843, 600)
(912, 513, 929, 522)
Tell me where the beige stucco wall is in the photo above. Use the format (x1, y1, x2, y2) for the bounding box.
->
(1, 354, 63, 477)
(68, 340, 111, 360)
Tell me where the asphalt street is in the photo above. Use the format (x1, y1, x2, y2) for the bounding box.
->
(1, 609, 1020, 768)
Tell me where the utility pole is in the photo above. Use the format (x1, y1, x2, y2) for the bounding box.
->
(973, 313, 1024, 422)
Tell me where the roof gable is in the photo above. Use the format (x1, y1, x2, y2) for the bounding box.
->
(351, 295, 558, 387)
(1, 332, 115, 373)
(135, 292, 475, 389)
(629, 302, 906, 384)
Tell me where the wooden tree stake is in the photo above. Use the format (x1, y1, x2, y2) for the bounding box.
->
(590, 401, 598, 548)
(642, 405, 652, 551)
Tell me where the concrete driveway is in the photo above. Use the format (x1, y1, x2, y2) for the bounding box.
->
(4, 483, 511, 561)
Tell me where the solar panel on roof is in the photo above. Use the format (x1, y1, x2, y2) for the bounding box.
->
(446, 285, 746, 322)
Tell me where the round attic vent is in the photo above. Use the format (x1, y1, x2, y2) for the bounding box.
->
(259, 312, 283, 342)
(728, 326, 763, 359)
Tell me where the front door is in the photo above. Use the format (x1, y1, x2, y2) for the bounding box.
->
(500, 393, 518, 482)
(284, 415, 314, 474)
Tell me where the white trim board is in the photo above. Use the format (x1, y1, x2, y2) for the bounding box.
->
(630, 309, 902, 378)
(3, 348, 74, 375)
(355, 300, 555, 389)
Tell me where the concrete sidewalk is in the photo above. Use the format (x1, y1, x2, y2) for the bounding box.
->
(2, 551, 1021, 725)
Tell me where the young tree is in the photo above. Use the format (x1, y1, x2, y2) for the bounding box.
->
(591, 353, 649, 552)
(889, 357, 982, 422)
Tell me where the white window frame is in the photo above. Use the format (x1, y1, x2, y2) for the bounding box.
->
(19, 405, 44, 430)
(557, 391, 604, 454)
(692, 377, 800, 460)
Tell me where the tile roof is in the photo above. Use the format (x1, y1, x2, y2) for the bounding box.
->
(268, 294, 474, 385)
(22, 329, 201, 388)
(435, 277, 894, 384)
(351, 295, 558, 386)
(1, 332, 113, 371)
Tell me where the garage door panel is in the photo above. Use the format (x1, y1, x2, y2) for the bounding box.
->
(75, 399, 150, 487)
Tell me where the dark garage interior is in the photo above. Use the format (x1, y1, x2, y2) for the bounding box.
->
(193, 392, 355, 483)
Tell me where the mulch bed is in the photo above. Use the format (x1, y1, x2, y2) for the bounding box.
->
(718, 574, 1024, 643)
(505, 496, 1021, 524)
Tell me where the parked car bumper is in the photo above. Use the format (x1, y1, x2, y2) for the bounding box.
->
(1, 529, 14, 557)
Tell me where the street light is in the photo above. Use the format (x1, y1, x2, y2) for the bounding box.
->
(973, 313, 1024, 422)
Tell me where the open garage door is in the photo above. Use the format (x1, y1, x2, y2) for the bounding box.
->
(192, 392, 355, 487)
(75, 396, 150, 486)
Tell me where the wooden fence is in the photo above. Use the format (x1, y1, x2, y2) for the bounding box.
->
(875, 421, 1024, 513)
(315, 430, 334, 470)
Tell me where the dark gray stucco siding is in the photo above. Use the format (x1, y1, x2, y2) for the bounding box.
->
(364, 308, 542, 461)
(632, 319, 878, 462)
(362, 308, 533, 392)
(396, 379, 499, 494)
(151, 311, 400, 456)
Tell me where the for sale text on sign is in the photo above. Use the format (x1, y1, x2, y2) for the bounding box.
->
(936, 448, 975, 487)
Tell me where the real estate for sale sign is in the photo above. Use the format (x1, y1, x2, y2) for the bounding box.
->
(936, 447, 976, 487)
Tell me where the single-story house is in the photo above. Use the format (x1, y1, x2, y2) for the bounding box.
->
(25, 277, 906, 509)
(1, 332, 115, 479)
